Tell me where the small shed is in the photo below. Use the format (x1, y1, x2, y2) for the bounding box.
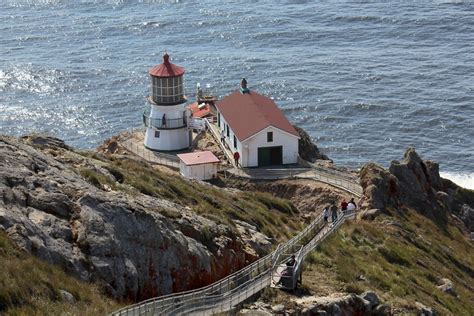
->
(177, 151, 220, 180)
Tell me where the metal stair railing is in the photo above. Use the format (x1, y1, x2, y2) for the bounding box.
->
(112, 175, 363, 316)
(112, 209, 329, 316)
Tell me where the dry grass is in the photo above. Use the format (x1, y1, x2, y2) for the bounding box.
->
(301, 210, 474, 315)
(77, 156, 303, 242)
(0, 231, 122, 315)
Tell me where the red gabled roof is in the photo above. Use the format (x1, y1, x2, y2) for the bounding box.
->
(177, 151, 220, 166)
(149, 53, 185, 78)
(216, 90, 299, 141)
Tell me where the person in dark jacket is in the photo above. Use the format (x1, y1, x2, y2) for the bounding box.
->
(330, 202, 338, 223)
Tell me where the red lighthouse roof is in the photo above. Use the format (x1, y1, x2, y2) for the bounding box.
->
(149, 53, 185, 77)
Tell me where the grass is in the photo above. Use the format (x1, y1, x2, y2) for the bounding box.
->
(76, 156, 303, 242)
(0, 230, 122, 315)
(301, 209, 474, 315)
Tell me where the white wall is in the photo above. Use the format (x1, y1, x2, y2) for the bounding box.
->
(145, 128, 191, 151)
(243, 126, 299, 167)
(180, 163, 218, 180)
(144, 103, 191, 151)
(217, 113, 244, 165)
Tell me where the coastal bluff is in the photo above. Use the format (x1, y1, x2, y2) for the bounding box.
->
(0, 134, 277, 301)
(359, 147, 474, 234)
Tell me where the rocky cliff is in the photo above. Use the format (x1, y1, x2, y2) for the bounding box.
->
(0, 135, 278, 301)
(359, 147, 474, 233)
(294, 125, 330, 162)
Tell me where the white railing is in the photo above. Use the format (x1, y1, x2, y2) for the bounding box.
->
(112, 204, 360, 316)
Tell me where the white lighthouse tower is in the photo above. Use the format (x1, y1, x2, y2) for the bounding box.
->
(143, 53, 191, 151)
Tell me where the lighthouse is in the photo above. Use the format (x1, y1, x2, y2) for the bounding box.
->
(143, 53, 191, 151)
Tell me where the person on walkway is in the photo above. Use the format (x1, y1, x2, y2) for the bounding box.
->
(233, 151, 240, 167)
(162, 114, 166, 127)
(330, 202, 338, 223)
(340, 199, 348, 214)
(323, 206, 329, 223)
(220, 129, 225, 144)
(347, 198, 357, 212)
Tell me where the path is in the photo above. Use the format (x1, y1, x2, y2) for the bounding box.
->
(112, 129, 364, 315)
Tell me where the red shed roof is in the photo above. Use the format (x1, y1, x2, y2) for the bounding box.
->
(188, 102, 213, 118)
(177, 151, 220, 166)
(216, 90, 299, 141)
(149, 53, 185, 77)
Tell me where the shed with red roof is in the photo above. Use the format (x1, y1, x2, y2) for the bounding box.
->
(177, 151, 220, 180)
(216, 79, 300, 167)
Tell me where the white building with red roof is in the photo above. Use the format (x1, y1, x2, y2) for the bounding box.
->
(177, 151, 219, 180)
(216, 79, 300, 167)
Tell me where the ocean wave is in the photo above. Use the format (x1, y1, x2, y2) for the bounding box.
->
(440, 171, 474, 190)
(0, 65, 73, 95)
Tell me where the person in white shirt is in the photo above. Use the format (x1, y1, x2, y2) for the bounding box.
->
(347, 198, 357, 212)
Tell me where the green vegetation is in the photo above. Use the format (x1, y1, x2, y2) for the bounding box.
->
(304, 210, 474, 315)
(0, 230, 122, 315)
(77, 155, 302, 241)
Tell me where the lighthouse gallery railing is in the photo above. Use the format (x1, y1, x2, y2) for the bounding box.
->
(143, 112, 187, 129)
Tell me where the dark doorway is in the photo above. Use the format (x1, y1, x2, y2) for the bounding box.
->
(258, 146, 283, 166)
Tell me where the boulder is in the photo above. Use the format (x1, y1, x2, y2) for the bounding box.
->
(59, 289, 76, 304)
(373, 304, 392, 316)
(415, 302, 434, 316)
(359, 290, 380, 309)
(358, 209, 381, 221)
(271, 304, 285, 314)
(437, 278, 457, 297)
(21, 134, 71, 150)
(359, 163, 400, 212)
(294, 125, 330, 162)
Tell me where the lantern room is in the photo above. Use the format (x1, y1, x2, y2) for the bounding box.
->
(148, 53, 186, 105)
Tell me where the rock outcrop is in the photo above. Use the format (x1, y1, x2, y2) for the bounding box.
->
(294, 125, 330, 162)
(0, 135, 263, 301)
(359, 147, 474, 232)
(242, 291, 391, 315)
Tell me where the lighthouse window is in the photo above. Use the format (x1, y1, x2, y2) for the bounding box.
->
(154, 131, 160, 138)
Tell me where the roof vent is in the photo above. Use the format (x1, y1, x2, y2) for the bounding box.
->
(163, 52, 170, 64)
(240, 78, 250, 94)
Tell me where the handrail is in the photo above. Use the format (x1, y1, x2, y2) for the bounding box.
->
(112, 152, 363, 316)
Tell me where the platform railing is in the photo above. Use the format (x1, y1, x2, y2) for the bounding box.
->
(143, 112, 187, 129)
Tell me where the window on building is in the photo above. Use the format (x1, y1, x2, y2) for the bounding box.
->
(226, 124, 230, 137)
(267, 131, 273, 142)
(233, 135, 237, 149)
(218, 113, 221, 128)
(154, 130, 160, 138)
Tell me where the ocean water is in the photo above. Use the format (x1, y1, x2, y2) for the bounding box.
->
(1, 0, 473, 189)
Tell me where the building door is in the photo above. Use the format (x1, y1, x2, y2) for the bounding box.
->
(258, 146, 282, 166)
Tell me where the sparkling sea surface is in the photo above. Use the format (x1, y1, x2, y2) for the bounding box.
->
(1, 0, 473, 188)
